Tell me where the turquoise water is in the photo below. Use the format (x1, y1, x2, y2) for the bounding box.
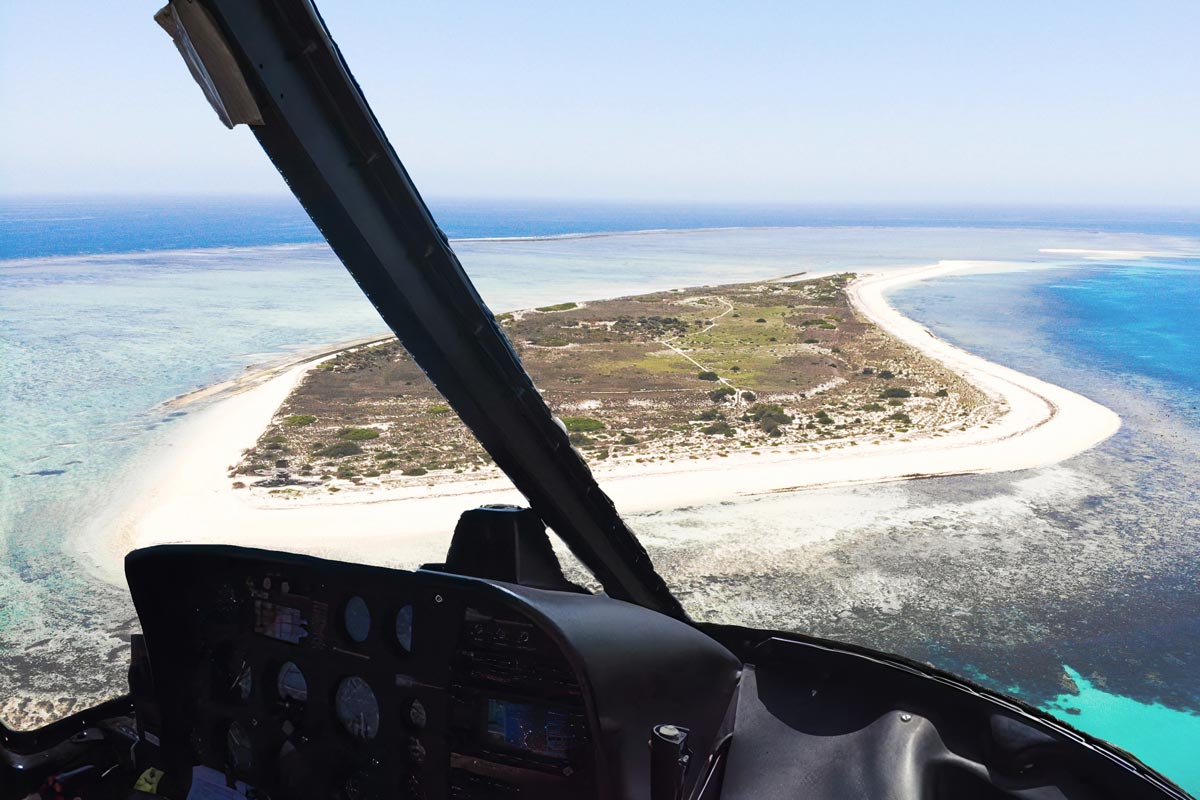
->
(2, 199, 1199, 791)
(1046, 667, 1200, 792)
(889, 262, 1200, 793)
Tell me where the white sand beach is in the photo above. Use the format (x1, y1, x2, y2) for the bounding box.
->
(113, 261, 1121, 572)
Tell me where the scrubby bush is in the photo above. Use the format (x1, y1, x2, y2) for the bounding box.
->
(862, 367, 875, 375)
(709, 387, 737, 402)
(697, 371, 719, 381)
(755, 318, 767, 323)
(746, 403, 793, 435)
(860, 403, 885, 412)
(620, 434, 639, 445)
(402, 467, 428, 476)
(536, 302, 578, 312)
(888, 412, 912, 425)
(338, 427, 380, 441)
(538, 336, 570, 347)
(880, 387, 912, 399)
(568, 432, 593, 446)
(701, 421, 736, 437)
(804, 338, 819, 344)
(562, 416, 604, 432)
(878, 370, 895, 380)
(282, 414, 316, 427)
(315, 441, 362, 458)
(935, 388, 949, 397)
(741, 391, 757, 402)
(428, 404, 451, 414)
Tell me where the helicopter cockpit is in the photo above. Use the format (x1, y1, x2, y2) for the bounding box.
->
(0, 1, 1190, 799)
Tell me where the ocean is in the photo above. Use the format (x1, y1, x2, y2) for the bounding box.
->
(1, 196, 1197, 791)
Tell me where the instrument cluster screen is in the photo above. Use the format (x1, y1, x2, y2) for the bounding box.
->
(484, 699, 573, 760)
(254, 599, 308, 644)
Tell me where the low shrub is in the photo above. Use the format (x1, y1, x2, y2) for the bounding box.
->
(746, 403, 793, 435)
(402, 467, 428, 476)
(338, 427, 380, 441)
(701, 421, 736, 437)
(880, 387, 912, 399)
(709, 386, 737, 402)
(536, 301, 578, 312)
(741, 390, 757, 402)
(282, 414, 316, 427)
(315, 441, 362, 458)
(698, 371, 720, 381)
(562, 416, 604, 432)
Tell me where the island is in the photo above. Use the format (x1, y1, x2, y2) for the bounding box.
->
(233, 273, 991, 495)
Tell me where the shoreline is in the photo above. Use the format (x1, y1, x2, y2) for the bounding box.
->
(111, 261, 1120, 578)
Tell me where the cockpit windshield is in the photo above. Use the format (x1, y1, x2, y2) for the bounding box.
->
(1, 2, 1198, 796)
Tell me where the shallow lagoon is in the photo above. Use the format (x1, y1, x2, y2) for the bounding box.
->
(2, 218, 1198, 791)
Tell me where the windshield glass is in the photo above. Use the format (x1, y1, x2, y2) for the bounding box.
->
(2, 3, 1198, 795)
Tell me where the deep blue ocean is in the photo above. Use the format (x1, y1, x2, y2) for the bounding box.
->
(1, 197, 1198, 791)
(3, 194, 1199, 260)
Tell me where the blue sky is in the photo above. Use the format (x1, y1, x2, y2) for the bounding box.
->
(1, 1, 1197, 204)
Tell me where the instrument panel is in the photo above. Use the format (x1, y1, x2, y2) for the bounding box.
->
(125, 545, 741, 800)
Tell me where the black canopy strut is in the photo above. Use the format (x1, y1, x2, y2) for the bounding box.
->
(162, 0, 686, 619)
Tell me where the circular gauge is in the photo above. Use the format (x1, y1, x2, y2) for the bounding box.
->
(276, 661, 308, 703)
(395, 604, 414, 653)
(344, 596, 371, 643)
(227, 720, 253, 773)
(335, 676, 380, 741)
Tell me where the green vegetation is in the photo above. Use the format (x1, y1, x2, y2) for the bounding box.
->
(562, 416, 604, 432)
(709, 386, 737, 402)
(888, 412, 912, 425)
(337, 427, 380, 441)
(402, 467, 428, 476)
(745, 403, 793, 436)
(240, 273, 984, 491)
(701, 421, 736, 437)
(315, 441, 362, 458)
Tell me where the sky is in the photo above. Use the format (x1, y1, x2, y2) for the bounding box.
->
(1, 1, 1198, 205)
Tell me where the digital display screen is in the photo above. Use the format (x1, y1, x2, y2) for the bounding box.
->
(485, 699, 572, 760)
(254, 599, 308, 644)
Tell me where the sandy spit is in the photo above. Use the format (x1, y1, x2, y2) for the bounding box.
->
(113, 262, 1121, 575)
